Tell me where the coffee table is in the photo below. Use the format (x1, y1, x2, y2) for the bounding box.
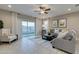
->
(43, 33, 58, 41)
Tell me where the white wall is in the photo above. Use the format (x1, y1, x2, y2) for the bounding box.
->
(36, 18, 43, 36)
(66, 13, 79, 38)
(0, 10, 12, 29)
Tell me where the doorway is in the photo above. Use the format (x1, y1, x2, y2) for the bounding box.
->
(22, 20, 36, 37)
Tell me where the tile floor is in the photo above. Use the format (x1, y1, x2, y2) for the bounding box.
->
(0, 36, 78, 54)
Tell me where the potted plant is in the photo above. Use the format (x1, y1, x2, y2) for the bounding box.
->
(0, 20, 3, 44)
(0, 20, 3, 29)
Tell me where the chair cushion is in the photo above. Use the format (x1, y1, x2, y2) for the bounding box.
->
(8, 35, 17, 39)
(2, 28, 10, 36)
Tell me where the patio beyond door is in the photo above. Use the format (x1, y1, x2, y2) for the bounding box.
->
(22, 20, 36, 37)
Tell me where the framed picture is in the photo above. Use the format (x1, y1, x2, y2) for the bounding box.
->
(59, 19, 67, 28)
(52, 20, 58, 27)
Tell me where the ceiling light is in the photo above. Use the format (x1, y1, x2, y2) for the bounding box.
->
(8, 5, 12, 8)
(68, 8, 71, 11)
(41, 11, 44, 14)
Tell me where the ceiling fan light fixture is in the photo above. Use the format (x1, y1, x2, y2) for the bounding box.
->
(41, 11, 44, 14)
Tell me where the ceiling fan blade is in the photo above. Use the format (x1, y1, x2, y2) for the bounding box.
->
(45, 8, 51, 11)
(39, 6, 45, 10)
(44, 12, 48, 14)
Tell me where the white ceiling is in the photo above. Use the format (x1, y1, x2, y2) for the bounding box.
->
(0, 4, 79, 18)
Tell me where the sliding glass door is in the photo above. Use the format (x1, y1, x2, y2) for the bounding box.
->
(22, 20, 36, 37)
(27, 21, 35, 36)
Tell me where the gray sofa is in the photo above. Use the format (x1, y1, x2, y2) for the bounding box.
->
(51, 30, 76, 54)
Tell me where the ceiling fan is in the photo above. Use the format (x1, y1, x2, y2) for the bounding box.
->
(34, 5, 51, 14)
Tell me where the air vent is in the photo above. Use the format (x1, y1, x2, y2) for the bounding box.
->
(75, 4, 79, 7)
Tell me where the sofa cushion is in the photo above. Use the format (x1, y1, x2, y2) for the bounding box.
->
(63, 32, 73, 41)
(57, 31, 68, 38)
